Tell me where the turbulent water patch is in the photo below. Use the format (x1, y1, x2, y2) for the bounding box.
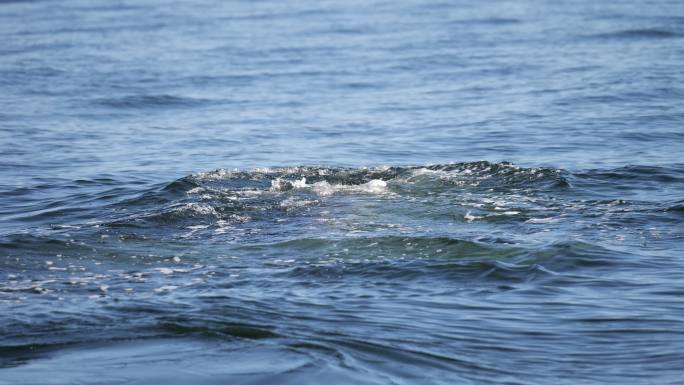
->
(1, 162, 683, 385)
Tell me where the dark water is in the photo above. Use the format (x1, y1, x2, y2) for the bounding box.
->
(1, 0, 684, 384)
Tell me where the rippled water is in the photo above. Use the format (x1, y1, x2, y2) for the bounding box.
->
(1, 0, 684, 384)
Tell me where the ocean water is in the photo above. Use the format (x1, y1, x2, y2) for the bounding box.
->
(1, 0, 684, 384)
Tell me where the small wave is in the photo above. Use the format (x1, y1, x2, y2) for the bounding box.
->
(268, 239, 628, 283)
(92, 94, 212, 109)
(155, 321, 277, 340)
(666, 201, 684, 213)
(243, 235, 522, 261)
(0, 233, 93, 257)
(574, 165, 684, 184)
(591, 28, 682, 40)
(452, 17, 522, 25)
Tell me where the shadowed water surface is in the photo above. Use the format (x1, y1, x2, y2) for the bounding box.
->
(1, 0, 684, 384)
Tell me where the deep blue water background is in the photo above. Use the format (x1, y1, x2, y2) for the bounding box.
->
(1, 1, 684, 384)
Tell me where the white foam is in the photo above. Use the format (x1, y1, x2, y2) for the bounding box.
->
(192, 168, 237, 181)
(186, 224, 210, 230)
(280, 197, 317, 208)
(464, 211, 483, 222)
(270, 177, 307, 191)
(271, 177, 388, 196)
(525, 217, 557, 224)
(171, 202, 218, 217)
(154, 285, 178, 293)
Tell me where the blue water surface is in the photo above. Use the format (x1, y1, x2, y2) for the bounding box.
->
(1, 1, 683, 384)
